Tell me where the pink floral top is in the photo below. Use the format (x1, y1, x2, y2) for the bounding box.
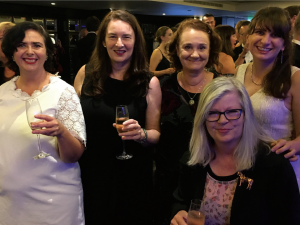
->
(201, 166, 238, 225)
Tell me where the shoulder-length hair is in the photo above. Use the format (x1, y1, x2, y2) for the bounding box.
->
(248, 7, 292, 99)
(189, 77, 273, 171)
(214, 25, 235, 57)
(82, 10, 151, 98)
(2, 21, 54, 74)
(168, 18, 221, 71)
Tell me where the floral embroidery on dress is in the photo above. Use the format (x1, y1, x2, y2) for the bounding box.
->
(202, 173, 238, 225)
(57, 86, 86, 146)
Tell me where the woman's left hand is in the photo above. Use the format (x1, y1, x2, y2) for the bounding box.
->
(271, 139, 300, 162)
(113, 119, 145, 142)
(31, 114, 66, 137)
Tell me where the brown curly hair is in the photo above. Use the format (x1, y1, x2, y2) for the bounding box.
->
(168, 18, 221, 71)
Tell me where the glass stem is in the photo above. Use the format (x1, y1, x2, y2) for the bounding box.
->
(36, 134, 42, 153)
(122, 140, 126, 156)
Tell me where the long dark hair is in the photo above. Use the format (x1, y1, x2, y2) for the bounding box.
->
(2, 21, 54, 74)
(248, 7, 292, 99)
(168, 18, 221, 71)
(214, 25, 235, 57)
(82, 10, 151, 98)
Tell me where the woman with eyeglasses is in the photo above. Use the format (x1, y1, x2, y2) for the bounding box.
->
(235, 7, 300, 187)
(171, 77, 300, 225)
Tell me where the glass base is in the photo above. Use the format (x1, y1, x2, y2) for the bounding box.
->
(33, 151, 50, 160)
(116, 154, 133, 160)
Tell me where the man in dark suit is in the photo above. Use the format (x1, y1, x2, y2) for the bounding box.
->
(233, 20, 252, 66)
(77, 16, 100, 68)
(292, 12, 300, 68)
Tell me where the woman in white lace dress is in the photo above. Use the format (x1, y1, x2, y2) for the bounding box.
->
(235, 7, 300, 187)
(0, 22, 86, 224)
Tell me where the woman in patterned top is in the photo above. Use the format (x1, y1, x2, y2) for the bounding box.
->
(0, 22, 86, 225)
(171, 77, 300, 225)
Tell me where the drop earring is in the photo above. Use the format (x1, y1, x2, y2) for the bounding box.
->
(12, 56, 15, 61)
(281, 50, 283, 64)
(45, 55, 48, 61)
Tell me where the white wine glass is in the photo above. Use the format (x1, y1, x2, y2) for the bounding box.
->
(187, 199, 205, 225)
(25, 98, 50, 160)
(115, 105, 132, 160)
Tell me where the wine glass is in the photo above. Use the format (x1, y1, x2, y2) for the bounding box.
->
(115, 105, 132, 160)
(187, 199, 205, 225)
(25, 98, 50, 160)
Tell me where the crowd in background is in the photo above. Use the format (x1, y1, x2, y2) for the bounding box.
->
(1, 4, 300, 225)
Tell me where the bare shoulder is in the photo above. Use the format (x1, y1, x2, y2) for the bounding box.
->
(74, 65, 86, 96)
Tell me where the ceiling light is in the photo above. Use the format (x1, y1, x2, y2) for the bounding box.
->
(51, 3, 55, 5)
(162, 13, 165, 15)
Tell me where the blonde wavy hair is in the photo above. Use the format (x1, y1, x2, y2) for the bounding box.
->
(189, 77, 273, 171)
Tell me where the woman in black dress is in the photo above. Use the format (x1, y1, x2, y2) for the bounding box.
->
(78, 10, 161, 225)
(150, 26, 175, 85)
(154, 18, 221, 224)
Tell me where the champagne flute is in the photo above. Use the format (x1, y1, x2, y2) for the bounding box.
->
(187, 199, 205, 225)
(25, 98, 50, 160)
(115, 105, 132, 160)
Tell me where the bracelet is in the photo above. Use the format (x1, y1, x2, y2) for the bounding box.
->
(139, 128, 147, 144)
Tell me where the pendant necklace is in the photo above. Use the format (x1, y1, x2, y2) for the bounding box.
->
(182, 73, 206, 106)
(250, 64, 263, 86)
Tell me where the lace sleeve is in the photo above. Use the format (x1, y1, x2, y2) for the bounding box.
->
(57, 86, 86, 147)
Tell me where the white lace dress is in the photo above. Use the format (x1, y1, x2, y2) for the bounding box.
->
(236, 63, 300, 188)
(0, 75, 86, 225)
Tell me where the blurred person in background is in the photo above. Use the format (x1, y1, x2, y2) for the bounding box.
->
(0, 22, 15, 85)
(234, 20, 252, 66)
(213, 25, 236, 75)
(149, 26, 175, 86)
(202, 13, 216, 29)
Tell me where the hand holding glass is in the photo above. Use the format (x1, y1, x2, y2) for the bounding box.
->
(187, 199, 205, 225)
(26, 98, 50, 160)
(115, 105, 132, 160)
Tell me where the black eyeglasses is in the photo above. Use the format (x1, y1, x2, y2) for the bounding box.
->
(206, 109, 243, 122)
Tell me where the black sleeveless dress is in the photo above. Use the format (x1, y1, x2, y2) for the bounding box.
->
(155, 48, 172, 86)
(80, 70, 153, 225)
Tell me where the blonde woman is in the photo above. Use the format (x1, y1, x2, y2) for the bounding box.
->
(171, 77, 300, 225)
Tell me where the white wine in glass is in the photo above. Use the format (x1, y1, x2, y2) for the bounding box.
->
(25, 98, 50, 160)
(116, 105, 132, 160)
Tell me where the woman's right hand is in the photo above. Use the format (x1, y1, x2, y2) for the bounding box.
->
(170, 210, 188, 225)
(164, 68, 176, 75)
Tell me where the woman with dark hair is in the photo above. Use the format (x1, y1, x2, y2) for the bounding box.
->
(0, 22, 86, 224)
(235, 7, 300, 187)
(154, 18, 221, 224)
(76, 10, 161, 224)
(149, 26, 175, 85)
(0, 22, 15, 85)
(171, 77, 300, 225)
(214, 25, 237, 75)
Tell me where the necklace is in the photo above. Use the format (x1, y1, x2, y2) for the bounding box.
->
(180, 72, 206, 106)
(250, 65, 263, 86)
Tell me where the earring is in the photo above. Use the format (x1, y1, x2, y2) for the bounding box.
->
(45, 55, 48, 61)
(281, 50, 283, 64)
(103, 45, 106, 48)
(12, 56, 15, 61)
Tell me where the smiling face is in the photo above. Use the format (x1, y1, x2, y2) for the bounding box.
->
(104, 19, 135, 67)
(13, 29, 47, 73)
(177, 28, 210, 73)
(206, 91, 244, 150)
(247, 26, 285, 63)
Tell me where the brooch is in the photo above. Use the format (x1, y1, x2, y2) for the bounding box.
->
(237, 172, 253, 190)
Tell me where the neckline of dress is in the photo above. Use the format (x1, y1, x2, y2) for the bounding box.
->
(10, 73, 60, 100)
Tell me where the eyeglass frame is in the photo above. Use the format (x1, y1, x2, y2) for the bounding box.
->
(206, 109, 243, 122)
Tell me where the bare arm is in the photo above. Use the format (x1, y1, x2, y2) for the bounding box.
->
(217, 54, 235, 74)
(149, 49, 175, 77)
(74, 65, 86, 97)
(271, 70, 300, 159)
